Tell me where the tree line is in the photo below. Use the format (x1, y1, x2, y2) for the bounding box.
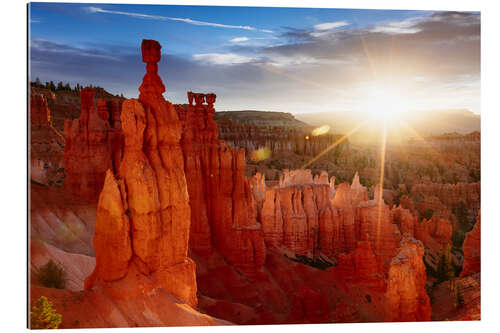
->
(30, 77, 124, 98)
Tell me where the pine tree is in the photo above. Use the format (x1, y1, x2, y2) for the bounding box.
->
(30, 296, 62, 329)
(436, 243, 456, 289)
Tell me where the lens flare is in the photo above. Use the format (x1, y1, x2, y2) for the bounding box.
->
(312, 125, 330, 136)
(250, 147, 271, 162)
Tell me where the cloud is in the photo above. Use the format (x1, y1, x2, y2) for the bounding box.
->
(370, 17, 424, 34)
(193, 53, 255, 65)
(230, 37, 249, 43)
(86, 6, 273, 33)
(30, 38, 121, 61)
(29, 11, 480, 114)
(314, 21, 349, 31)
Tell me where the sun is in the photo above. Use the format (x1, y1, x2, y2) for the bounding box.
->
(358, 82, 413, 126)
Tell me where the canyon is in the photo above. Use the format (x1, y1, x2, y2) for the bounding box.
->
(29, 39, 480, 328)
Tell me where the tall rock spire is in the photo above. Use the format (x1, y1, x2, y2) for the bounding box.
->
(85, 40, 197, 307)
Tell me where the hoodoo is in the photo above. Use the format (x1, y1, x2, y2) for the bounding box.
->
(85, 40, 197, 307)
(64, 87, 123, 200)
(175, 92, 266, 278)
(460, 211, 481, 277)
(385, 237, 431, 322)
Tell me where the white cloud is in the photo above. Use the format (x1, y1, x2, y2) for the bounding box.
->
(230, 37, 249, 43)
(370, 17, 423, 34)
(86, 7, 272, 33)
(193, 53, 255, 65)
(314, 21, 349, 31)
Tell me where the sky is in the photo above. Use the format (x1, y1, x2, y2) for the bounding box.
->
(29, 2, 480, 115)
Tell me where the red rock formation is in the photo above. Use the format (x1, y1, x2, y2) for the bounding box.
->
(411, 182, 480, 214)
(176, 92, 266, 279)
(415, 215, 453, 254)
(392, 205, 418, 237)
(260, 170, 334, 255)
(393, 200, 453, 271)
(30, 93, 65, 186)
(216, 118, 350, 160)
(330, 238, 385, 291)
(30, 93, 51, 126)
(460, 211, 480, 277)
(259, 171, 401, 269)
(64, 87, 123, 200)
(289, 285, 330, 323)
(385, 237, 431, 322)
(355, 200, 401, 268)
(85, 40, 197, 307)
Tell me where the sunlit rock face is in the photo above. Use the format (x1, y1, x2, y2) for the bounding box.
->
(460, 211, 480, 277)
(31, 93, 52, 127)
(329, 239, 386, 291)
(175, 92, 266, 279)
(258, 170, 400, 269)
(64, 87, 123, 201)
(385, 237, 431, 322)
(85, 40, 197, 307)
(259, 170, 335, 255)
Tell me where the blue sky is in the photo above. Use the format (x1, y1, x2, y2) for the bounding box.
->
(29, 2, 480, 114)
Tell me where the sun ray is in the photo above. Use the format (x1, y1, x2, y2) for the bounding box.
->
(376, 119, 388, 251)
(399, 120, 444, 158)
(300, 121, 368, 170)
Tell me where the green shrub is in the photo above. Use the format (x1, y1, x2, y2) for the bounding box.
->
(30, 296, 62, 329)
(34, 260, 66, 289)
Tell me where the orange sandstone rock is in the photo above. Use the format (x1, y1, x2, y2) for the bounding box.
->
(385, 237, 431, 322)
(30, 93, 51, 126)
(460, 211, 480, 277)
(64, 87, 122, 200)
(176, 92, 266, 278)
(414, 215, 453, 255)
(85, 40, 197, 308)
(30, 93, 65, 186)
(330, 238, 385, 291)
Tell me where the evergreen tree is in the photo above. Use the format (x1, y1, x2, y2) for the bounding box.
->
(436, 243, 456, 289)
(64, 83, 71, 91)
(57, 81, 64, 91)
(30, 296, 62, 329)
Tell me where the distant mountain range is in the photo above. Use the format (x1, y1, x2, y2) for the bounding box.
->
(214, 110, 309, 129)
(216, 109, 480, 145)
(295, 109, 480, 144)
